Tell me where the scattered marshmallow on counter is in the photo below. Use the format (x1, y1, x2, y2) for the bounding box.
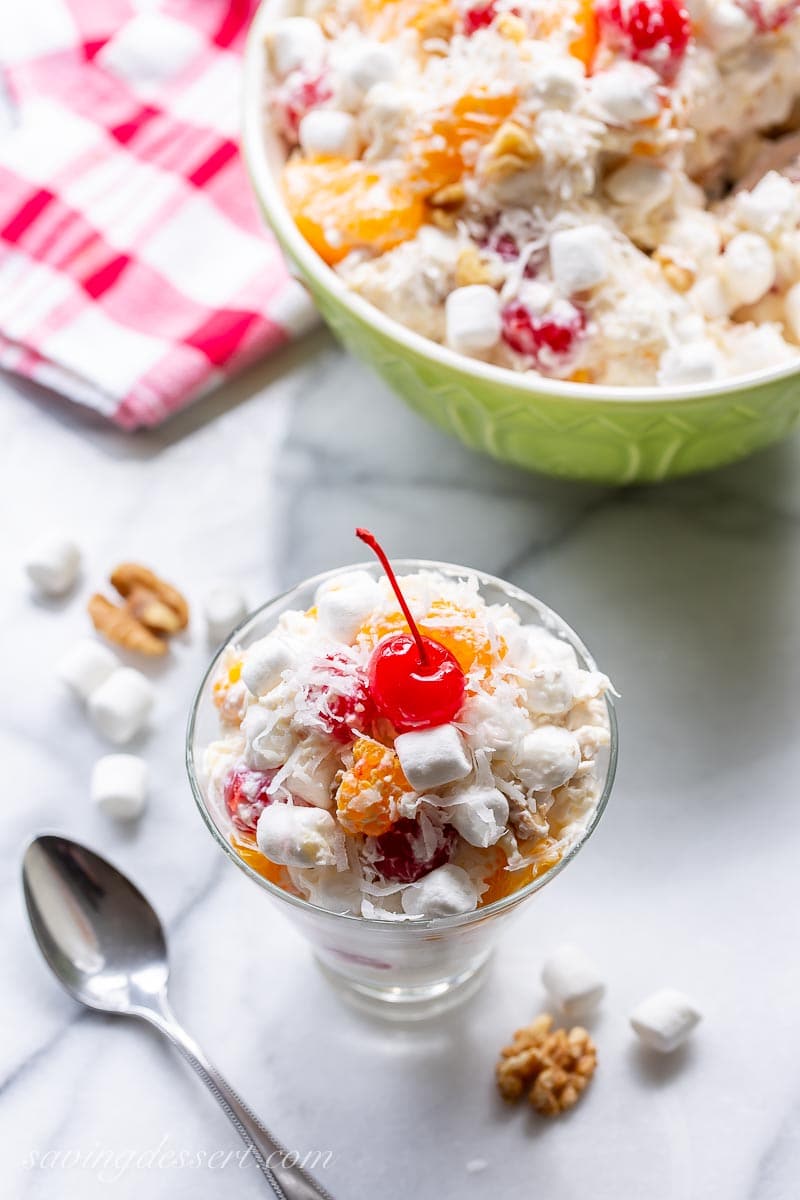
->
(91, 754, 148, 821)
(630, 988, 702, 1053)
(542, 944, 606, 1019)
(316, 572, 381, 642)
(88, 667, 155, 744)
(549, 226, 610, 295)
(401, 864, 478, 918)
(241, 635, 294, 697)
(515, 725, 581, 792)
(58, 638, 119, 702)
(445, 784, 508, 848)
(395, 724, 472, 791)
(204, 584, 247, 644)
(445, 286, 502, 354)
(256, 803, 343, 868)
(271, 17, 325, 78)
(299, 109, 359, 158)
(24, 536, 81, 597)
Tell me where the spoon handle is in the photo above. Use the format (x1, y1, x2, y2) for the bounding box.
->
(143, 999, 334, 1200)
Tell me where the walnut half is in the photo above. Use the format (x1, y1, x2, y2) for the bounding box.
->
(88, 563, 189, 656)
(496, 1013, 597, 1115)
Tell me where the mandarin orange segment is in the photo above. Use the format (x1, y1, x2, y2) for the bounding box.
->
(479, 840, 561, 906)
(359, 600, 504, 675)
(336, 736, 411, 836)
(407, 91, 517, 193)
(536, 0, 597, 66)
(362, 0, 456, 40)
(568, 0, 598, 66)
(282, 157, 425, 266)
(232, 836, 294, 891)
(212, 658, 243, 708)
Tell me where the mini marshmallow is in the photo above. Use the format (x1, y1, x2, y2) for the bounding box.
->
(531, 57, 584, 109)
(91, 754, 148, 821)
(660, 212, 721, 265)
(590, 62, 661, 124)
(524, 664, 577, 716)
(241, 636, 294, 697)
(515, 625, 578, 671)
(24, 535, 81, 597)
(657, 340, 722, 385)
(690, 274, 732, 320)
(515, 726, 581, 792)
(204, 585, 247, 644)
(270, 17, 325, 78)
(542, 944, 606, 1018)
(243, 703, 294, 770)
(401, 864, 478, 918)
(58, 639, 119, 701)
(445, 784, 508, 848)
(316, 573, 381, 643)
(605, 161, 672, 208)
(299, 109, 359, 157)
(279, 742, 338, 809)
(395, 724, 472, 791)
(445, 285, 502, 354)
(630, 988, 701, 1053)
(734, 171, 800, 237)
(256, 803, 343, 868)
(720, 233, 775, 307)
(704, 0, 754, 51)
(88, 668, 155, 744)
(550, 226, 610, 295)
(337, 42, 395, 97)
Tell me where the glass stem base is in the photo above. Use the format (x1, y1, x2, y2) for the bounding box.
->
(313, 950, 493, 1021)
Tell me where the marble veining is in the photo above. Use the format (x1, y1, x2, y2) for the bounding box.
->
(2, 331, 800, 1199)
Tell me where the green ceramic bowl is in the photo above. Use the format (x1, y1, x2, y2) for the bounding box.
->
(242, 2, 800, 484)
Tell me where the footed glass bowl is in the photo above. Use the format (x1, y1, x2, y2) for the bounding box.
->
(242, 0, 800, 485)
(186, 560, 618, 1019)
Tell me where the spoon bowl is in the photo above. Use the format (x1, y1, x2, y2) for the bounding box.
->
(22, 834, 333, 1200)
(22, 835, 168, 1014)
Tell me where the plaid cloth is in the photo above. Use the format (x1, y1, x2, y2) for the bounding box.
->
(0, 0, 315, 429)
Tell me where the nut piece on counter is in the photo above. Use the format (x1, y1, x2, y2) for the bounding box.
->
(110, 563, 189, 631)
(496, 1013, 597, 1116)
(89, 594, 168, 656)
(88, 563, 189, 656)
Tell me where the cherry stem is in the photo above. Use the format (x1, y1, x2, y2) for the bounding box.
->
(356, 528, 429, 666)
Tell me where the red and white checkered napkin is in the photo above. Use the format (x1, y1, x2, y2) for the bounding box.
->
(0, 0, 315, 429)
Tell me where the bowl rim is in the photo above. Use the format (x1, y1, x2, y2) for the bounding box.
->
(186, 558, 618, 933)
(242, 0, 800, 409)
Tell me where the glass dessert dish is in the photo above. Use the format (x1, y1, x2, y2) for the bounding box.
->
(187, 555, 617, 1019)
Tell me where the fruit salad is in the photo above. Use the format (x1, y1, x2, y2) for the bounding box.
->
(202, 533, 612, 921)
(265, 0, 800, 386)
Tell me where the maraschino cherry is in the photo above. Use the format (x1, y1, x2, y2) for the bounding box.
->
(356, 528, 465, 732)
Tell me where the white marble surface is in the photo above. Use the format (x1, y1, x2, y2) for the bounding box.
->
(3, 335, 800, 1200)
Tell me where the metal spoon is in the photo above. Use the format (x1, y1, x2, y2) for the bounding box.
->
(22, 834, 333, 1200)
